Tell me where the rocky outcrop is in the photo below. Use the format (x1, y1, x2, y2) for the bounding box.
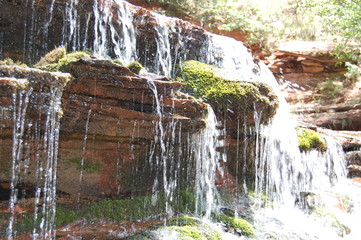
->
(0, 59, 209, 199)
(0, 0, 209, 73)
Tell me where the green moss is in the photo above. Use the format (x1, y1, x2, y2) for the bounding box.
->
(213, 213, 256, 237)
(0, 58, 28, 67)
(34, 46, 66, 68)
(55, 207, 79, 227)
(113, 59, 124, 66)
(177, 60, 278, 118)
(69, 158, 102, 173)
(168, 215, 222, 240)
(169, 226, 206, 240)
(84, 190, 196, 223)
(297, 128, 327, 152)
(127, 61, 143, 74)
(34, 48, 90, 73)
(168, 215, 201, 226)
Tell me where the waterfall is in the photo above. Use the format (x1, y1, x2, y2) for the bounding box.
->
(0, 66, 68, 239)
(192, 106, 225, 219)
(6, 90, 31, 240)
(92, 0, 137, 63)
(2, 0, 359, 239)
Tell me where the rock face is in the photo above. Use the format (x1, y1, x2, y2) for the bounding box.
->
(0, 0, 209, 74)
(0, 59, 209, 198)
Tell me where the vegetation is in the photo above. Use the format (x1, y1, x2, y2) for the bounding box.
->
(34, 47, 91, 72)
(212, 213, 256, 237)
(127, 61, 143, 74)
(316, 78, 344, 100)
(0, 58, 28, 68)
(177, 60, 278, 117)
(151, 0, 361, 64)
(297, 128, 327, 152)
(113, 59, 124, 66)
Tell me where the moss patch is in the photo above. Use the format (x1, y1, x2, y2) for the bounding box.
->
(0, 58, 28, 68)
(213, 213, 256, 237)
(113, 59, 124, 66)
(127, 61, 143, 74)
(297, 128, 327, 152)
(177, 60, 278, 121)
(34, 47, 91, 73)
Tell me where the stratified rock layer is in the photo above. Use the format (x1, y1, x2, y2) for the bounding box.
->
(0, 60, 208, 198)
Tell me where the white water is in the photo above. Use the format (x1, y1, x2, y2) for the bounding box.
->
(6, 90, 31, 240)
(192, 106, 225, 219)
(92, 0, 137, 63)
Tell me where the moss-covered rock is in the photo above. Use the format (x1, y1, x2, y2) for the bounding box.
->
(0, 58, 28, 68)
(213, 213, 256, 237)
(297, 128, 327, 152)
(128, 61, 143, 74)
(113, 59, 124, 66)
(34, 46, 66, 68)
(177, 60, 278, 124)
(34, 47, 91, 73)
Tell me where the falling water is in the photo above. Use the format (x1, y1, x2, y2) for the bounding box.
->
(192, 106, 225, 219)
(76, 109, 92, 203)
(92, 0, 137, 63)
(6, 90, 31, 240)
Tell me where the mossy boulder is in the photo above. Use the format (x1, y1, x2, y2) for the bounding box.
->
(177, 60, 278, 126)
(297, 128, 327, 152)
(128, 61, 143, 74)
(212, 213, 256, 237)
(34, 47, 91, 73)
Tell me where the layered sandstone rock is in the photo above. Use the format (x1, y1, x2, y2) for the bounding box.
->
(0, 59, 208, 198)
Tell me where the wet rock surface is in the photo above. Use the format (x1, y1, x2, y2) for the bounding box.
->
(0, 59, 209, 199)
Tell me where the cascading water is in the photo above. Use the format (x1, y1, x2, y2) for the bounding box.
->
(6, 90, 31, 240)
(0, 66, 68, 239)
(2, 0, 361, 239)
(192, 106, 225, 219)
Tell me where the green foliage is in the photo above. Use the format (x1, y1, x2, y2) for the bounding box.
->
(35, 47, 91, 72)
(127, 61, 143, 74)
(297, 128, 327, 152)
(212, 213, 256, 237)
(344, 62, 361, 86)
(177, 60, 278, 115)
(0, 58, 28, 67)
(316, 78, 344, 100)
